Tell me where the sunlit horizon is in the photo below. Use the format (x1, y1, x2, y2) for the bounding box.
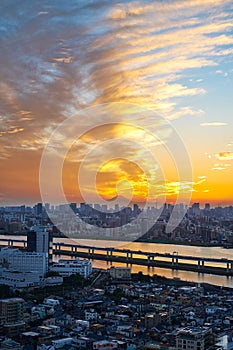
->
(0, 1, 232, 207)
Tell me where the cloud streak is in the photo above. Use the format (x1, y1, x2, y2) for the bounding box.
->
(201, 122, 228, 126)
(0, 0, 233, 203)
(216, 152, 233, 160)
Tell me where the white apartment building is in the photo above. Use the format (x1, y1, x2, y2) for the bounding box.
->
(50, 258, 92, 278)
(0, 270, 41, 289)
(0, 247, 48, 277)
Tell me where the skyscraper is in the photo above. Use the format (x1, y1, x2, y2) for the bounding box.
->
(34, 203, 43, 216)
(27, 226, 53, 264)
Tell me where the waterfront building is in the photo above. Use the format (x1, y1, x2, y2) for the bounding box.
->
(109, 266, 131, 280)
(27, 225, 53, 264)
(0, 270, 41, 289)
(0, 247, 48, 277)
(50, 258, 92, 278)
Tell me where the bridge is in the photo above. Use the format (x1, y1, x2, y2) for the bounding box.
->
(1, 238, 233, 276)
(53, 242, 233, 276)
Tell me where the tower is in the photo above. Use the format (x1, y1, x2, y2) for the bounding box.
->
(27, 226, 53, 265)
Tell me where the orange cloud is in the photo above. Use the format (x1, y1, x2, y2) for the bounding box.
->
(216, 152, 233, 160)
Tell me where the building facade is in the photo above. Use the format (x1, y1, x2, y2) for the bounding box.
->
(27, 225, 53, 263)
(0, 247, 48, 277)
(50, 258, 92, 278)
(176, 327, 215, 350)
(109, 266, 131, 280)
(0, 298, 25, 337)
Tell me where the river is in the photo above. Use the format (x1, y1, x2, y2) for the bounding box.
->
(1, 235, 233, 288)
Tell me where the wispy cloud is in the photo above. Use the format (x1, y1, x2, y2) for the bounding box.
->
(201, 122, 228, 126)
(0, 0, 232, 155)
(212, 166, 226, 170)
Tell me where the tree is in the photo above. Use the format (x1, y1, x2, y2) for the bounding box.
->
(0, 284, 10, 298)
(46, 270, 60, 277)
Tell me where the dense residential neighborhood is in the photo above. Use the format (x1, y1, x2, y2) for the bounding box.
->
(1, 266, 233, 349)
(0, 204, 233, 349)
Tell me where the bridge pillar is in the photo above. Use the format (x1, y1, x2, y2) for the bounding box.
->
(198, 260, 201, 270)
(23, 241, 26, 248)
(107, 249, 112, 258)
(202, 260, 204, 267)
(75, 247, 78, 252)
(176, 257, 178, 265)
(92, 248, 94, 256)
(227, 263, 230, 273)
(88, 248, 91, 257)
(172, 257, 174, 266)
(150, 256, 155, 265)
(231, 263, 233, 271)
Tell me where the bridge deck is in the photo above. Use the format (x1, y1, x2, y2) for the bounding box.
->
(1, 238, 233, 276)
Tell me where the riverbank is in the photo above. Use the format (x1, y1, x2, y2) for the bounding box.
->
(2, 234, 233, 287)
(131, 271, 233, 291)
(1, 232, 225, 248)
(136, 238, 222, 247)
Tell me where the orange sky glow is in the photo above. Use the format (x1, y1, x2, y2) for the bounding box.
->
(0, 0, 233, 207)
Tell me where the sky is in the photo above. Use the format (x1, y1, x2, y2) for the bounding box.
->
(0, 0, 233, 207)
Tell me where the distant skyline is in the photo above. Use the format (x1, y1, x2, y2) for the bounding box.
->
(1, 201, 231, 209)
(0, 0, 233, 206)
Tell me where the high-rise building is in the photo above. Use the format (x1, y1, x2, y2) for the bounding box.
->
(205, 203, 211, 211)
(79, 202, 86, 215)
(192, 203, 200, 216)
(0, 298, 25, 336)
(69, 202, 77, 213)
(34, 203, 43, 216)
(44, 203, 50, 213)
(27, 226, 53, 264)
(133, 203, 139, 216)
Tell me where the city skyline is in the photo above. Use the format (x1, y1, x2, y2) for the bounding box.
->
(0, 1, 233, 206)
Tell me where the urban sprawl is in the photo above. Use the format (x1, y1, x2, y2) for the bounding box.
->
(0, 203, 233, 349)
